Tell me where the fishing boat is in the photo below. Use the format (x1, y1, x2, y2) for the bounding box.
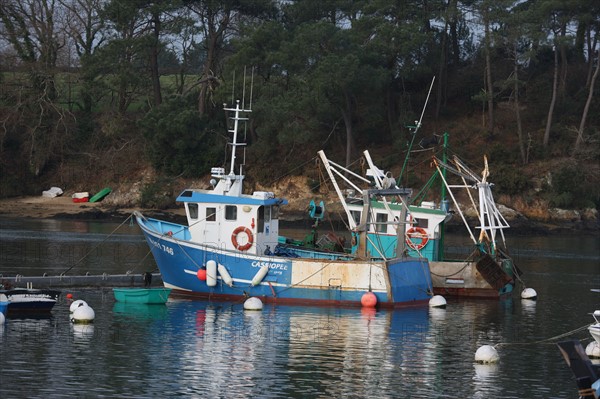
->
(0, 288, 61, 315)
(134, 93, 433, 307)
(557, 340, 600, 398)
(590, 310, 600, 344)
(291, 142, 521, 299)
(113, 288, 172, 304)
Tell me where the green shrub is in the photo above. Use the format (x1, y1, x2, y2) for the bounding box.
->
(140, 95, 224, 177)
(543, 161, 600, 208)
(140, 178, 174, 209)
(491, 165, 529, 196)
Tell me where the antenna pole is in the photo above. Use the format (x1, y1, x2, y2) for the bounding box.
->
(242, 66, 247, 110)
(231, 70, 235, 105)
(249, 66, 254, 109)
(397, 76, 435, 186)
(229, 100, 241, 175)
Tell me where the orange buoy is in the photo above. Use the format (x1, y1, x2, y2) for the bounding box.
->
(361, 292, 377, 308)
(196, 269, 207, 281)
(66, 293, 73, 299)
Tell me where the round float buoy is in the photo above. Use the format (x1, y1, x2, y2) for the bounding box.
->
(429, 295, 447, 308)
(66, 293, 73, 300)
(475, 345, 499, 364)
(0, 312, 5, 325)
(585, 341, 600, 358)
(361, 292, 377, 308)
(243, 297, 263, 311)
(71, 305, 95, 324)
(69, 299, 88, 313)
(521, 288, 537, 300)
(196, 269, 207, 281)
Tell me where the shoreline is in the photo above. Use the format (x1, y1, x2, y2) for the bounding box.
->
(0, 195, 598, 235)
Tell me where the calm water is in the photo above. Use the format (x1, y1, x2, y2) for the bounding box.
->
(0, 216, 599, 398)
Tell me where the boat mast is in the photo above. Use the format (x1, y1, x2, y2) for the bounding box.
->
(437, 132, 449, 260)
(212, 69, 253, 196)
(397, 76, 435, 187)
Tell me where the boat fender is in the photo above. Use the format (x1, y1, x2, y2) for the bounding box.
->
(232, 226, 253, 251)
(206, 260, 218, 287)
(405, 227, 429, 250)
(251, 265, 269, 286)
(218, 264, 234, 287)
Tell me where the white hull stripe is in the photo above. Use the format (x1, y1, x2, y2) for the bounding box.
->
(180, 269, 386, 292)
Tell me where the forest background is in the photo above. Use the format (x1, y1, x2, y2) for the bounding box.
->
(0, 0, 598, 223)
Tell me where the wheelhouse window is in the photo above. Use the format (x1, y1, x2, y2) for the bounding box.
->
(375, 213, 388, 233)
(225, 205, 237, 221)
(206, 207, 216, 221)
(257, 206, 265, 232)
(350, 210, 361, 226)
(414, 218, 429, 228)
(188, 203, 198, 219)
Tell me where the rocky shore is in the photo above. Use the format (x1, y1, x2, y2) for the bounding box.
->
(0, 193, 597, 235)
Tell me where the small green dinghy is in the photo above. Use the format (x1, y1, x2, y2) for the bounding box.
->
(89, 187, 111, 203)
(113, 288, 172, 304)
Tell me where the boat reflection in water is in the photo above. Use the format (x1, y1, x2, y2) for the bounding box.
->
(147, 299, 512, 398)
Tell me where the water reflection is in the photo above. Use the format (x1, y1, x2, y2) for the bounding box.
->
(112, 302, 168, 320)
(0, 291, 590, 398)
(1, 218, 598, 398)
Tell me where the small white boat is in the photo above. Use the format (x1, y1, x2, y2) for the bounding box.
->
(590, 310, 600, 344)
(0, 289, 61, 316)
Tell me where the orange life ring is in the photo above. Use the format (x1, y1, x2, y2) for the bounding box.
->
(231, 226, 253, 251)
(405, 227, 429, 250)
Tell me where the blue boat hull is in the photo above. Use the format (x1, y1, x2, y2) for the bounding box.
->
(136, 216, 433, 308)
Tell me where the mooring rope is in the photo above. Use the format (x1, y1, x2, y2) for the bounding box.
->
(494, 323, 593, 348)
(60, 213, 133, 275)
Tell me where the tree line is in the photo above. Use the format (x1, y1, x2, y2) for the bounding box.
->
(0, 1, 598, 205)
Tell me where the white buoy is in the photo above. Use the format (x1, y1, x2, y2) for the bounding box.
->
(251, 265, 269, 286)
(69, 299, 88, 313)
(585, 341, 600, 358)
(206, 260, 217, 287)
(475, 345, 499, 363)
(243, 297, 263, 311)
(521, 287, 537, 300)
(217, 264, 234, 287)
(429, 295, 447, 308)
(71, 304, 95, 324)
(0, 312, 5, 325)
